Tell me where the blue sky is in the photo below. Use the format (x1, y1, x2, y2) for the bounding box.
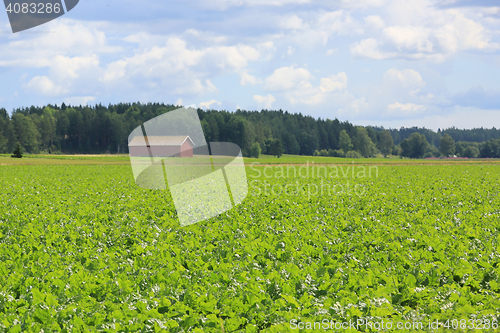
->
(0, 0, 499, 130)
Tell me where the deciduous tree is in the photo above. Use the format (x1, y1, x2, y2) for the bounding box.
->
(439, 134, 455, 157)
(378, 130, 394, 157)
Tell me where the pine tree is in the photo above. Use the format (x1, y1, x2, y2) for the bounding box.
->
(11, 143, 23, 158)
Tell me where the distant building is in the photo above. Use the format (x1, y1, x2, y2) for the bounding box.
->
(129, 135, 194, 158)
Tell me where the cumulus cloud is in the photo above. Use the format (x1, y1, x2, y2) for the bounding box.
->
(264, 66, 314, 91)
(198, 100, 222, 109)
(271, 10, 361, 50)
(383, 69, 426, 88)
(264, 66, 348, 105)
(326, 48, 338, 55)
(24, 76, 67, 96)
(174, 79, 219, 96)
(351, 9, 497, 61)
(253, 94, 276, 109)
(330, 67, 435, 121)
(188, 0, 311, 10)
(63, 96, 96, 106)
(1, 0, 499, 130)
(339, 0, 387, 8)
(50, 55, 101, 80)
(350, 38, 386, 59)
(240, 71, 261, 85)
(100, 37, 262, 97)
(337, 94, 370, 117)
(19, 54, 102, 99)
(386, 102, 427, 116)
(0, 20, 119, 68)
(0, 20, 121, 102)
(320, 73, 348, 92)
(383, 26, 433, 53)
(280, 15, 309, 30)
(177, 0, 386, 10)
(316, 10, 360, 36)
(364, 15, 385, 30)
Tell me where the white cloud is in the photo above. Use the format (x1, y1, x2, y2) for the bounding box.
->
(0, 20, 122, 101)
(364, 15, 385, 30)
(339, 0, 387, 8)
(337, 94, 369, 117)
(350, 38, 386, 59)
(273, 10, 361, 50)
(100, 37, 261, 97)
(351, 9, 497, 61)
(383, 26, 433, 53)
(189, 0, 310, 10)
(101, 38, 202, 81)
(24, 76, 67, 96)
(326, 48, 338, 55)
(63, 96, 96, 106)
(317, 10, 359, 36)
(18, 54, 102, 100)
(280, 15, 308, 30)
(50, 55, 100, 80)
(320, 73, 348, 92)
(0, 0, 499, 131)
(0, 20, 119, 68)
(383, 69, 425, 88)
(386, 0, 432, 26)
(386, 102, 427, 117)
(100, 60, 127, 83)
(198, 100, 222, 109)
(264, 66, 314, 91)
(338, 68, 432, 120)
(253, 94, 276, 109)
(241, 72, 261, 85)
(174, 79, 219, 95)
(264, 67, 348, 105)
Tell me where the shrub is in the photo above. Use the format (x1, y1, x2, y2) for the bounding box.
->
(328, 149, 345, 157)
(250, 142, 261, 158)
(423, 152, 434, 158)
(346, 150, 362, 158)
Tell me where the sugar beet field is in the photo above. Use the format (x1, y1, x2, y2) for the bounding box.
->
(1, 162, 500, 332)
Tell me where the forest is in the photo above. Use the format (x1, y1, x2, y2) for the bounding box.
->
(1, 102, 500, 158)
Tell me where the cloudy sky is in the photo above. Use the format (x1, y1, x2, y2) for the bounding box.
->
(0, 0, 499, 130)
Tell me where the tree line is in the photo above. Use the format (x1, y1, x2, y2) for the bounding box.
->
(0, 103, 499, 158)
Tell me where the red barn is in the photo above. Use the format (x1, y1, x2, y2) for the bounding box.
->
(129, 135, 194, 158)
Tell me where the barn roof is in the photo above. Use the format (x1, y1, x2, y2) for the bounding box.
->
(129, 135, 194, 147)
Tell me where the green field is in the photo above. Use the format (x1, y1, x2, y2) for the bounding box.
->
(1, 160, 500, 332)
(0, 154, 131, 165)
(1, 153, 499, 166)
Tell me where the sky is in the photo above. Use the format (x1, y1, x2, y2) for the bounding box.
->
(0, 0, 499, 130)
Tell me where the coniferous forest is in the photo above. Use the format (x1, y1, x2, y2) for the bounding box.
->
(1, 102, 500, 158)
